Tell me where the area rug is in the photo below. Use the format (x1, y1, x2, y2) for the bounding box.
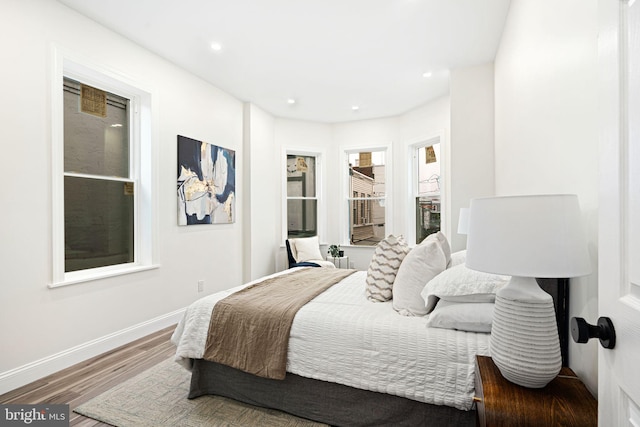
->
(74, 358, 326, 426)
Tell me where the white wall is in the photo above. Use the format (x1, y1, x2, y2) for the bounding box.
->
(0, 0, 244, 392)
(494, 0, 599, 393)
(271, 97, 455, 270)
(331, 116, 401, 249)
(399, 97, 451, 247)
(2, 0, 594, 398)
(272, 119, 333, 269)
(243, 103, 277, 281)
(449, 64, 496, 252)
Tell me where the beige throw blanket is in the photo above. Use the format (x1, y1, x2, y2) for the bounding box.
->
(203, 267, 356, 380)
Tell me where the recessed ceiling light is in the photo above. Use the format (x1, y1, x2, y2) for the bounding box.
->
(423, 71, 433, 78)
(211, 42, 222, 51)
(352, 105, 360, 111)
(287, 98, 296, 105)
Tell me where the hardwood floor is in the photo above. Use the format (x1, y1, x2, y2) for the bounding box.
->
(0, 325, 177, 426)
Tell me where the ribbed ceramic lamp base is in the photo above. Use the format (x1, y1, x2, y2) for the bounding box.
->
(490, 285, 562, 388)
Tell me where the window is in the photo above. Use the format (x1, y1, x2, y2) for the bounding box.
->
(415, 143, 441, 244)
(63, 78, 134, 272)
(347, 150, 386, 246)
(286, 154, 318, 238)
(51, 54, 156, 287)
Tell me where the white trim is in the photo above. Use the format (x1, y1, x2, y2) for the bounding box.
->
(0, 309, 184, 395)
(406, 133, 444, 244)
(63, 172, 135, 183)
(341, 144, 393, 245)
(51, 46, 65, 284)
(49, 263, 161, 288)
(282, 147, 327, 244)
(50, 45, 158, 286)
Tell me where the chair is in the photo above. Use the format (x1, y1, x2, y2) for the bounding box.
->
(285, 237, 336, 269)
(286, 240, 320, 268)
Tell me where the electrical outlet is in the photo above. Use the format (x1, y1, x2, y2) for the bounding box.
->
(197, 280, 204, 292)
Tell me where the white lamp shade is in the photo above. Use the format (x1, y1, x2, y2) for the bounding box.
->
(466, 194, 591, 278)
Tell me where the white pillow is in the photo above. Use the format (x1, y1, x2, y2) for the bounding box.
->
(392, 237, 447, 316)
(421, 263, 510, 313)
(366, 235, 410, 302)
(291, 236, 324, 262)
(449, 250, 466, 267)
(426, 300, 494, 333)
(428, 231, 451, 267)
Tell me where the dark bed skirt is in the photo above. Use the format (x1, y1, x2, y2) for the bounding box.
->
(189, 359, 475, 427)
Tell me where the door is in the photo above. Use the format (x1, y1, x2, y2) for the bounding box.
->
(599, 0, 640, 425)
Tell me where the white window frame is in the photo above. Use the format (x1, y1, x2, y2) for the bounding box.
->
(407, 134, 446, 245)
(282, 147, 325, 244)
(341, 144, 392, 246)
(50, 48, 158, 288)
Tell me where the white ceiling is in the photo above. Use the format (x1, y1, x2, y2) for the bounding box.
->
(57, 0, 511, 123)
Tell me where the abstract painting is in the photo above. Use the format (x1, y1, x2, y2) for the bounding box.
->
(177, 135, 235, 225)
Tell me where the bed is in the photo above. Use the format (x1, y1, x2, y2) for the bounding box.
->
(171, 234, 568, 427)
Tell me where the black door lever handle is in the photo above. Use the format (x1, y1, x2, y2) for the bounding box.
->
(570, 316, 616, 349)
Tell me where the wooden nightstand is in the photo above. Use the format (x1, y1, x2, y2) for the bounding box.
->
(474, 356, 597, 427)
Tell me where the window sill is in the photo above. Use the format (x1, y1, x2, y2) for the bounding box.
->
(49, 263, 161, 289)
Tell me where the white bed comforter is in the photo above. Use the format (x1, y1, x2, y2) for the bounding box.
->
(171, 269, 490, 410)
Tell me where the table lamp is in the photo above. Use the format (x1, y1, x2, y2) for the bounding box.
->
(465, 194, 591, 388)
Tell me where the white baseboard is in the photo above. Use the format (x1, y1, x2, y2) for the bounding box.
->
(0, 308, 185, 396)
